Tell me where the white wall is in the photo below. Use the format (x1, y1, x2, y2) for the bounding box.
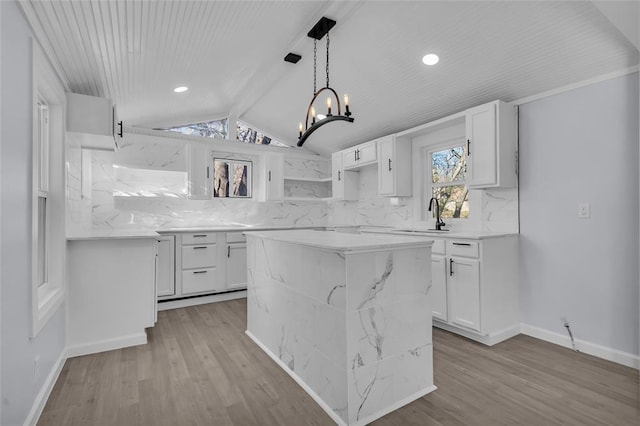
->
(0, 2, 66, 424)
(519, 72, 639, 356)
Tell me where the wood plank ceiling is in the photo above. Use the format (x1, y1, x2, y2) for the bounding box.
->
(19, 1, 639, 156)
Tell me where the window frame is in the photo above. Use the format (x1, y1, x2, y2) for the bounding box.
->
(31, 42, 65, 337)
(424, 140, 470, 222)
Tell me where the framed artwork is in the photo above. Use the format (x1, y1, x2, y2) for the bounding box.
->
(213, 158, 252, 198)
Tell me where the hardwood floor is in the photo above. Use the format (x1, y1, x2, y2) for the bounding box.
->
(39, 299, 639, 425)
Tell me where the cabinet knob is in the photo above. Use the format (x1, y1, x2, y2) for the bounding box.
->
(338, 170, 341, 181)
(268, 171, 271, 182)
(193, 246, 207, 250)
(227, 245, 231, 258)
(117, 121, 123, 138)
(388, 158, 392, 171)
(467, 139, 471, 156)
(449, 258, 454, 276)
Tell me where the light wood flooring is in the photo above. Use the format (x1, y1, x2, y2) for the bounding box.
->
(39, 299, 639, 425)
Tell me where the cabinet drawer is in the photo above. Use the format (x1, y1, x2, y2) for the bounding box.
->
(431, 239, 446, 255)
(182, 244, 216, 269)
(182, 232, 217, 245)
(446, 240, 479, 258)
(182, 268, 218, 295)
(226, 232, 246, 243)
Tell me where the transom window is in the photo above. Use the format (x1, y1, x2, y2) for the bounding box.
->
(161, 118, 229, 139)
(428, 145, 469, 219)
(236, 121, 289, 147)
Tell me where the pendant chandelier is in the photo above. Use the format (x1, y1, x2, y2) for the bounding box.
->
(297, 17, 354, 147)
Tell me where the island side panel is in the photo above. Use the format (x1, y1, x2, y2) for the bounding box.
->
(246, 236, 349, 423)
(345, 246, 434, 424)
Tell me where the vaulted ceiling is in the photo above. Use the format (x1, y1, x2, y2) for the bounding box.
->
(19, 1, 639, 156)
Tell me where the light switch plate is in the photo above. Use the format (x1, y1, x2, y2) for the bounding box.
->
(578, 203, 590, 218)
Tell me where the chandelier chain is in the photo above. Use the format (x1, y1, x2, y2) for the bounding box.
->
(326, 32, 330, 88)
(313, 39, 317, 94)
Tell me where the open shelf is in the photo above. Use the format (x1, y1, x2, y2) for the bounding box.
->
(283, 175, 332, 183)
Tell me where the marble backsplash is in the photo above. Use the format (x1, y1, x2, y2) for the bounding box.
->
(66, 132, 517, 234)
(66, 133, 331, 233)
(327, 166, 519, 233)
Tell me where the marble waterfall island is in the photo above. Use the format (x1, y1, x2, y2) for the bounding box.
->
(245, 229, 435, 426)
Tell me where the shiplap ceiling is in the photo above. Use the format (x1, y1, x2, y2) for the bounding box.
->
(20, 1, 639, 156)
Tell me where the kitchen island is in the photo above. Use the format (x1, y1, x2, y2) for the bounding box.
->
(245, 229, 435, 426)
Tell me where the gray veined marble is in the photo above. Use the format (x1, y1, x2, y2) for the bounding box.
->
(245, 230, 435, 426)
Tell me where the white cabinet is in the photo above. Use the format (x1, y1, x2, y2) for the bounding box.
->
(175, 232, 224, 296)
(377, 135, 412, 197)
(448, 256, 481, 331)
(260, 154, 284, 201)
(466, 100, 517, 188)
(66, 92, 120, 151)
(156, 235, 175, 298)
(427, 235, 519, 346)
(226, 232, 247, 290)
(343, 140, 377, 170)
(187, 142, 211, 200)
(331, 151, 359, 201)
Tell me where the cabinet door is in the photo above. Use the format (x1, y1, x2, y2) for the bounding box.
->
(342, 148, 358, 169)
(378, 138, 395, 195)
(466, 102, 497, 187)
(431, 254, 448, 322)
(227, 243, 247, 290)
(264, 154, 283, 201)
(188, 142, 211, 199)
(156, 236, 175, 298)
(357, 141, 377, 164)
(332, 151, 345, 199)
(332, 152, 359, 201)
(448, 257, 481, 332)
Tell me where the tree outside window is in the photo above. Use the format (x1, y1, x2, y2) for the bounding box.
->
(429, 146, 469, 219)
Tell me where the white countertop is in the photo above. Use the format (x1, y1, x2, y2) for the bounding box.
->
(244, 229, 433, 252)
(66, 229, 161, 240)
(66, 225, 517, 241)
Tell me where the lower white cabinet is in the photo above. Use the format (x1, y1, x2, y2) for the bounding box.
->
(430, 235, 519, 345)
(159, 230, 248, 300)
(156, 235, 176, 298)
(448, 256, 481, 331)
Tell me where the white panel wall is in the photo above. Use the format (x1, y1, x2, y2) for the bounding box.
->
(0, 2, 66, 424)
(519, 72, 639, 356)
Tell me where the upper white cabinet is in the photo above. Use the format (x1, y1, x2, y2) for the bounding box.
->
(377, 135, 412, 197)
(331, 151, 359, 201)
(343, 140, 377, 170)
(187, 142, 211, 200)
(465, 100, 517, 188)
(260, 154, 284, 201)
(67, 93, 120, 151)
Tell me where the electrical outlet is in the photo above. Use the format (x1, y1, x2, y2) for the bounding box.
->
(34, 355, 40, 383)
(578, 203, 590, 218)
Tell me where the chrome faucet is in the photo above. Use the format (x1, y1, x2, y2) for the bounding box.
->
(428, 197, 446, 231)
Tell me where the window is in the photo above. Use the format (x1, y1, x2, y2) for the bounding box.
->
(236, 121, 289, 147)
(160, 118, 228, 139)
(36, 102, 50, 288)
(428, 145, 469, 219)
(213, 158, 252, 198)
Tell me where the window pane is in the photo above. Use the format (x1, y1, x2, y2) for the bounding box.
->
(236, 121, 290, 147)
(431, 147, 466, 183)
(432, 185, 469, 219)
(160, 118, 228, 139)
(37, 196, 48, 286)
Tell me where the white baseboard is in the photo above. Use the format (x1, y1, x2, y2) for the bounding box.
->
(66, 332, 147, 358)
(433, 320, 521, 346)
(23, 349, 67, 426)
(520, 323, 640, 370)
(158, 290, 247, 311)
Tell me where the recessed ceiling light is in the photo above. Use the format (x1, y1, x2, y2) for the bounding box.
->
(174, 86, 189, 93)
(422, 54, 439, 66)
